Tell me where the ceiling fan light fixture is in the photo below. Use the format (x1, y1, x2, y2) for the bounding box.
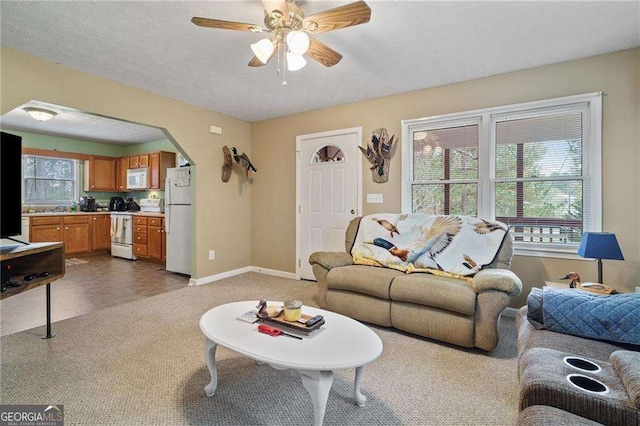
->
(24, 107, 57, 122)
(286, 52, 307, 71)
(251, 38, 275, 64)
(286, 30, 310, 55)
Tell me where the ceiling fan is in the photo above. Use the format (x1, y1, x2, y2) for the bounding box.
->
(191, 0, 371, 71)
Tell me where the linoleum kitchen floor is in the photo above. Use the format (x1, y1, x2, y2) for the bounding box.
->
(0, 254, 189, 336)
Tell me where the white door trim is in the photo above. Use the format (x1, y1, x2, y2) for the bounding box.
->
(296, 127, 363, 280)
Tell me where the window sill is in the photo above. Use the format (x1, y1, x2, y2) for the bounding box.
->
(513, 246, 594, 261)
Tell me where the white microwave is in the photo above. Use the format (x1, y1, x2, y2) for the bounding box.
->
(127, 167, 149, 190)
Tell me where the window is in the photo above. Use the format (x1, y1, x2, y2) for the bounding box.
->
(23, 154, 79, 204)
(402, 93, 602, 256)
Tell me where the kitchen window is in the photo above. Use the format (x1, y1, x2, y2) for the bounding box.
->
(402, 92, 602, 257)
(23, 154, 79, 204)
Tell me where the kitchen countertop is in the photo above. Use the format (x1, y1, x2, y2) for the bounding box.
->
(23, 211, 164, 217)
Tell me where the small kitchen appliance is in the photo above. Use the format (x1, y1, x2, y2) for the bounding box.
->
(79, 196, 97, 212)
(125, 197, 140, 211)
(139, 198, 164, 213)
(109, 196, 126, 211)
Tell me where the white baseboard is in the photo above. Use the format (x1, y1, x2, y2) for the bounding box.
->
(502, 307, 519, 318)
(189, 266, 297, 286)
(250, 266, 297, 280)
(188, 266, 252, 286)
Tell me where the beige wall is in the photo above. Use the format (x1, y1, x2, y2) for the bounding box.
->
(1, 47, 252, 280)
(252, 48, 640, 307)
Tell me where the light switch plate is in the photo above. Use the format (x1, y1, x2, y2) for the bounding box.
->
(636, 286, 640, 294)
(366, 193, 383, 204)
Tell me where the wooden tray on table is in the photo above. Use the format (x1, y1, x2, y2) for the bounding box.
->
(260, 312, 325, 335)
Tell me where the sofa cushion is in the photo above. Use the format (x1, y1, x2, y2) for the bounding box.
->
(611, 350, 640, 409)
(327, 265, 404, 299)
(390, 273, 476, 316)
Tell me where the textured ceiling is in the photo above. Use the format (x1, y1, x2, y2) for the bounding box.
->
(1, 1, 639, 125)
(0, 101, 167, 145)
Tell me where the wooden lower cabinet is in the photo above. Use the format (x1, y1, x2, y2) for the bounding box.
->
(30, 214, 111, 255)
(132, 215, 165, 263)
(63, 216, 91, 254)
(92, 215, 111, 251)
(148, 217, 165, 261)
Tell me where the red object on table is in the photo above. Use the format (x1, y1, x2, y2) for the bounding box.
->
(258, 324, 302, 340)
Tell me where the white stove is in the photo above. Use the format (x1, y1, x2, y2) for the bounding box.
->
(139, 198, 164, 213)
(110, 212, 135, 260)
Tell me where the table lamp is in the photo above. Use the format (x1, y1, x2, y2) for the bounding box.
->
(577, 232, 624, 284)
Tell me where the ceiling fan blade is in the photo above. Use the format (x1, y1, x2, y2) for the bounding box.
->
(303, 1, 371, 34)
(248, 42, 281, 67)
(307, 38, 343, 67)
(261, 0, 288, 16)
(191, 17, 266, 32)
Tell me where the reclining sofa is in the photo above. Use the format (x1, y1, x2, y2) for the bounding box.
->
(309, 216, 523, 352)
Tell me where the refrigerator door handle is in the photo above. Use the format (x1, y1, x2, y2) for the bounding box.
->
(165, 176, 172, 206)
(165, 206, 171, 234)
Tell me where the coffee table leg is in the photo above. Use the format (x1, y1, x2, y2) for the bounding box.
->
(203, 338, 218, 396)
(300, 370, 334, 426)
(354, 365, 366, 407)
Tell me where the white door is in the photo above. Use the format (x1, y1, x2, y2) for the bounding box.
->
(297, 127, 362, 280)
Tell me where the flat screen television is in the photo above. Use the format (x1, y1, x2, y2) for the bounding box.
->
(1, 131, 23, 238)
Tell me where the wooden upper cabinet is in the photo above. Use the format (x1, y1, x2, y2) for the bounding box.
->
(84, 156, 116, 191)
(129, 154, 149, 169)
(116, 157, 129, 192)
(149, 151, 176, 190)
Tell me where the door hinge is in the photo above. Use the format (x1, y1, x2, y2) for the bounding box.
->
(298, 259, 302, 268)
(297, 151, 302, 159)
(298, 205, 301, 214)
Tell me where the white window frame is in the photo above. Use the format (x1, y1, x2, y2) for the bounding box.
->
(22, 154, 80, 205)
(402, 92, 602, 258)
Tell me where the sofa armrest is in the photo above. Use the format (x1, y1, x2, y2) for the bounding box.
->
(308, 252, 353, 271)
(472, 269, 522, 296)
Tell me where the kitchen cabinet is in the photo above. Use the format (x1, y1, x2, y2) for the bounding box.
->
(133, 216, 148, 258)
(148, 217, 165, 261)
(116, 157, 129, 191)
(84, 155, 116, 191)
(63, 216, 91, 254)
(132, 215, 165, 263)
(92, 215, 111, 251)
(30, 216, 62, 243)
(129, 154, 149, 169)
(30, 215, 91, 255)
(148, 151, 176, 190)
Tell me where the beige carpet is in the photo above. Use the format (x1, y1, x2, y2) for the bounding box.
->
(0, 273, 519, 425)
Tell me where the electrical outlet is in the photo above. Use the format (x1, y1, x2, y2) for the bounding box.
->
(636, 286, 640, 294)
(208, 250, 215, 260)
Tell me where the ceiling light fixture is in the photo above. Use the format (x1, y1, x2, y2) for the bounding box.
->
(251, 38, 275, 64)
(286, 30, 310, 55)
(24, 107, 57, 122)
(286, 52, 307, 71)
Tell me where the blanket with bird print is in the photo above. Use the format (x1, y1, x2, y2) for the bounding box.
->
(351, 214, 508, 277)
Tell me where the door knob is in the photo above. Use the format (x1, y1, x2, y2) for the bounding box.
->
(351, 209, 355, 214)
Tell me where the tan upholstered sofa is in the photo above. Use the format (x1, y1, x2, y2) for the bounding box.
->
(309, 216, 522, 352)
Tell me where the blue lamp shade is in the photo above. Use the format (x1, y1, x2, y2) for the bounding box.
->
(577, 232, 624, 261)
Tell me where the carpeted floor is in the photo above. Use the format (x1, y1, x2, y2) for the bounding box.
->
(0, 272, 519, 425)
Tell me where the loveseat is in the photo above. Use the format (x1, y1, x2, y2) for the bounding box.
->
(516, 293, 640, 425)
(309, 215, 523, 352)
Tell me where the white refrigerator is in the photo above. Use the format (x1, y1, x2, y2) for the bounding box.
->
(165, 166, 193, 275)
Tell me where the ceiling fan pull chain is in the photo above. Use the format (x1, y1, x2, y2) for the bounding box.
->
(282, 39, 288, 86)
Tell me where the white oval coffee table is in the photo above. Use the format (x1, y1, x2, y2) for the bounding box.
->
(199, 301, 383, 426)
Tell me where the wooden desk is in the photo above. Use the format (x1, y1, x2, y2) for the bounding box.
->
(1, 242, 65, 338)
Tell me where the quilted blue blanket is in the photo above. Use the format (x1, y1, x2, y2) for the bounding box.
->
(527, 287, 640, 346)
